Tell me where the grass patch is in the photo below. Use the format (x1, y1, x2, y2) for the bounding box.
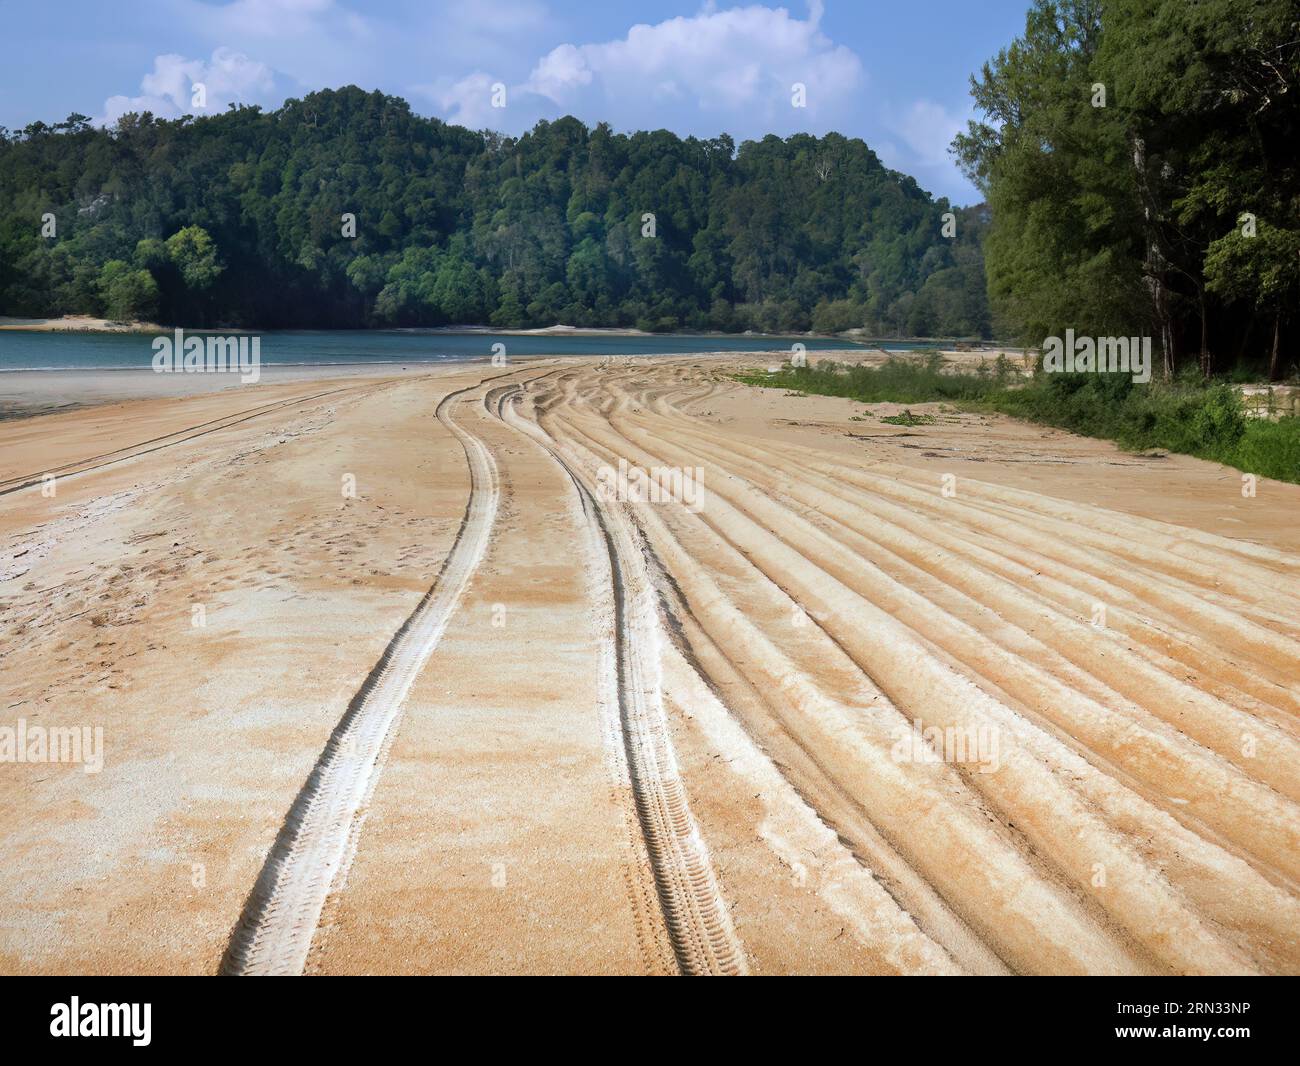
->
(736, 357, 1300, 483)
(738, 352, 1019, 404)
(879, 409, 938, 426)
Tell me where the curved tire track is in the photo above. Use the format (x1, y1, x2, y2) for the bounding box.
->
(494, 381, 748, 976)
(221, 378, 500, 976)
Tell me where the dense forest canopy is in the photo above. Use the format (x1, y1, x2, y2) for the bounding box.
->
(0, 89, 990, 337)
(955, 0, 1299, 380)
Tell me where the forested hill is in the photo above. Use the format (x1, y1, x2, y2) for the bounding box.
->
(0, 87, 990, 336)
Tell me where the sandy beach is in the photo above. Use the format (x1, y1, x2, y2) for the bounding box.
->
(2, 352, 1298, 975)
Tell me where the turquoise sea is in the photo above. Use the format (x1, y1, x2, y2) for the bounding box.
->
(0, 329, 935, 371)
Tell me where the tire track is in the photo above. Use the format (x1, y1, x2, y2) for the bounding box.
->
(521, 361, 1300, 973)
(220, 376, 501, 976)
(494, 381, 748, 976)
(0, 382, 391, 497)
(547, 401, 1163, 972)
(619, 410, 1300, 802)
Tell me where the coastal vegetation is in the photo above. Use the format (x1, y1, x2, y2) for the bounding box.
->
(954, 0, 1299, 381)
(741, 356, 1300, 482)
(739, 0, 1300, 482)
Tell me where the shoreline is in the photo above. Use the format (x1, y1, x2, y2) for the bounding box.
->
(0, 315, 166, 333)
(0, 347, 1025, 422)
(0, 315, 1001, 347)
(0, 361, 449, 421)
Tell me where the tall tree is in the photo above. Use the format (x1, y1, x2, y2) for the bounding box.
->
(957, 0, 1299, 378)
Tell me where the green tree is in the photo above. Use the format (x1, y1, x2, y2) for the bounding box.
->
(165, 226, 224, 290)
(957, 0, 1299, 378)
(97, 259, 159, 321)
(1206, 222, 1300, 380)
(0, 87, 993, 336)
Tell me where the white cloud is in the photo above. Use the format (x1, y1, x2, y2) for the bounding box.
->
(519, 1, 861, 128)
(423, 71, 509, 131)
(892, 99, 969, 168)
(871, 97, 974, 200)
(99, 48, 276, 126)
(178, 0, 375, 87)
(419, 2, 861, 134)
(187, 0, 547, 89)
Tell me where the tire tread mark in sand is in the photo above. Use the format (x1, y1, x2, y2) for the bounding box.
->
(220, 375, 506, 976)
(0, 382, 388, 497)
(494, 381, 747, 976)
(489, 376, 677, 975)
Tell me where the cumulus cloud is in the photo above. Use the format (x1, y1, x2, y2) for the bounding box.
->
(427, 1, 862, 134)
(422, 72, 515, 132)
(528, 1, 859, 124)
(177, 0, 374, 87)
(186, 0, 548, 90)
(99, 48, 276, 126)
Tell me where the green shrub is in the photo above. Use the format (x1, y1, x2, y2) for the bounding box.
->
(736, 358, 1300, 484)
(1232, 419, 1300, 482)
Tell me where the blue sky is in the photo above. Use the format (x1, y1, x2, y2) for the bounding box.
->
(0, 1, 1030, 204)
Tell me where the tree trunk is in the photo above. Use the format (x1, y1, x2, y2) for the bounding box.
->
(1198, 289, 1210, 380)
(1133, 137, 1176, 380)
(1233, 309, 1255, 367)
(1268, 313, 1282, 382)
(1162, 322, 1175, 380)
(1167, 312, 1178, 378)
(1145, 266, 1174, 380)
